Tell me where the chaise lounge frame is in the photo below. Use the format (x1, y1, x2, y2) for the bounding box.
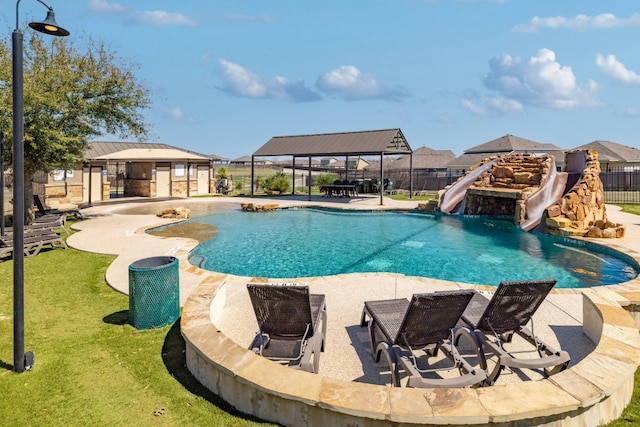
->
(360, 290, 487, 388)
(455, 279, 571, 385)
(247, 283, 327, 374)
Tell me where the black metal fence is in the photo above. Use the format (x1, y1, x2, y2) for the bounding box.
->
(360, 167, 640, 204)
(600, 168, 640, 204)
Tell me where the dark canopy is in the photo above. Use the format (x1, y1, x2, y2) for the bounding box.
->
(254, 128, 412, 157)
(251, 129, 413, 203)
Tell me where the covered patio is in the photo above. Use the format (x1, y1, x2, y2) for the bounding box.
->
(251, 129, 414, 204)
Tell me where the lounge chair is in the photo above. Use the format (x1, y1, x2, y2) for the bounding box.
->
(455, 279, 571, 385)
(247, 284, 327, 373)
(32, 214, 69, 235)
(33, 194, 61, 217)
(0, 229, 67, 258)
(360, 290, 487, 388)
(33, 195, 82, 221)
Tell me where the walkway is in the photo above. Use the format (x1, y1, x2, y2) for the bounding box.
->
(66, 196, 640, 426)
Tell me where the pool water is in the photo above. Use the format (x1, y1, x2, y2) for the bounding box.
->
(187, 208, 638, 288)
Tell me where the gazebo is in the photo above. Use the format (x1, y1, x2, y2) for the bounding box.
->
(251, 128, 413, 204)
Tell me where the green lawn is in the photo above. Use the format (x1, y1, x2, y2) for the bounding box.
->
(618, 204, 640, 216)
(1, 214, 640, 426)
(0, 246, 273, 426)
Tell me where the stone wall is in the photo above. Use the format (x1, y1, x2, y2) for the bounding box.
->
(544, 149, 624, 238)
(125, 179, 152, 197)
(436, 153, 553, 226)
(478, 154, 551, 190)
(434, 151, 624, 238)
(44, 182, 108, 205)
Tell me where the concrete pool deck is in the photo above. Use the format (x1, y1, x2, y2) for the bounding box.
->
(67, 195, 640, 426)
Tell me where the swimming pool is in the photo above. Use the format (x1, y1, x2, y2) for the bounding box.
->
(187, 207, 638, 288)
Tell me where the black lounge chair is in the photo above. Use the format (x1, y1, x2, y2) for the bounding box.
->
(247, 284, 327, 373)
(33, 194, 61, 217)
(33, 195, 82, 221)
(0, 229, 67, 259)
(360, 290, 487, 388)
(29, 214, 69, 235)
(455, 279, 571, 385)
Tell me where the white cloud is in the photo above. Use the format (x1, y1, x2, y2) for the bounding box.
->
(461, 95, 524, 117)
(218, 59, 321, 102)
(86, 1, 197, 26)
(135, 10, 197, 27)
(163, 107, 194, 123)
(616, 108, 640, 117)
(199, 50, 214, 64)
(596, 54, 640, 86)
(513, 13, 640, 33)
(86, 0, 126, 13)
(478, 48, 600, 111)
(316, 65, 409, 101)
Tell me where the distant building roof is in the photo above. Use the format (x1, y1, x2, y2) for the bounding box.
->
(253, 128, 412, 157)
(465, 134, 562, 154)
(445, 153, 495, 170)
(86, 141, 210, 161)
(233, 155, 253, 163)
(209, 153, 229, 161)
(447, 134, 565, 170)
(573, 140, 640, 163)
(390, 146, 456, 169)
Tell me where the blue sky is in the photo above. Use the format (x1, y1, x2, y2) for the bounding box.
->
(6, 0, 640, 159)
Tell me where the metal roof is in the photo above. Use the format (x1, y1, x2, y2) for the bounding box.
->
(85, 141, 211, 161)
(391, 147, 456, 169)
(573, 140, 640, 163)
(446, 150, 566, 170)
(253, 129, 412, 157)
(465, 134, 562, 154)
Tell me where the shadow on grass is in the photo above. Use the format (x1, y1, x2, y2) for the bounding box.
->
(103, 310, 129, 325)
(0, 359, 13, 371)
(161, 319, 269, 424)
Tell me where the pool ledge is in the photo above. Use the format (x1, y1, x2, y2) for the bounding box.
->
(181, 279, 640, 426)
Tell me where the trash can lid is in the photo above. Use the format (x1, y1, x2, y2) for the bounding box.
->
(129, 256, 177, 270)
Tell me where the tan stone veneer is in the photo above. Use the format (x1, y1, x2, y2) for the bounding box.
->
(545, 150, 625, 238)
(433, 149, 625, 238)
(181, 279, 640, 427)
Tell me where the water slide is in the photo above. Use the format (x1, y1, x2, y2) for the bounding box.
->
(520, 152, 587, 231)
(439, 158, 501, 214)
(519, 157, 566, 231)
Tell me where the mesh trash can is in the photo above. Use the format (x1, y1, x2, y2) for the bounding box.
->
(128, 256, 180, 329)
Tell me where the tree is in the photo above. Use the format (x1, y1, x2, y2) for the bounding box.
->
(263, 171, 290, 193)
(314, 173, 338, 186)
(0, 30, 152, 220)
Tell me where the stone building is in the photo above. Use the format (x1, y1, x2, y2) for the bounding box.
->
(34, 141, 214, 207)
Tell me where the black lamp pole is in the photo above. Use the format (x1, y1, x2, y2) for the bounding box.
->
(1, 131, 4, 237)
(12, 0, 68, 373)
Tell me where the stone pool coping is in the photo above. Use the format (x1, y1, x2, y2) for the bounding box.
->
(70, 197, 640, 426)
(182, 275, 640, 426)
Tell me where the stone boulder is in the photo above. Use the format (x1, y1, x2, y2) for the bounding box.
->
(157, 207, 191, 219)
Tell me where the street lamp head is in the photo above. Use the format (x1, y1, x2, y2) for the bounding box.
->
(28, 9, 69, 37)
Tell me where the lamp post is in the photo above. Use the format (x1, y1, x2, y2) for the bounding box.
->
(12, 0, 68, 373)
(1, 131, 4, 237)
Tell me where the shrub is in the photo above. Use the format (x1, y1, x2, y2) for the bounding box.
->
(215, 167, 229, 179)
(263, 171, 290, 193)
(314, 173, 338, 186)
